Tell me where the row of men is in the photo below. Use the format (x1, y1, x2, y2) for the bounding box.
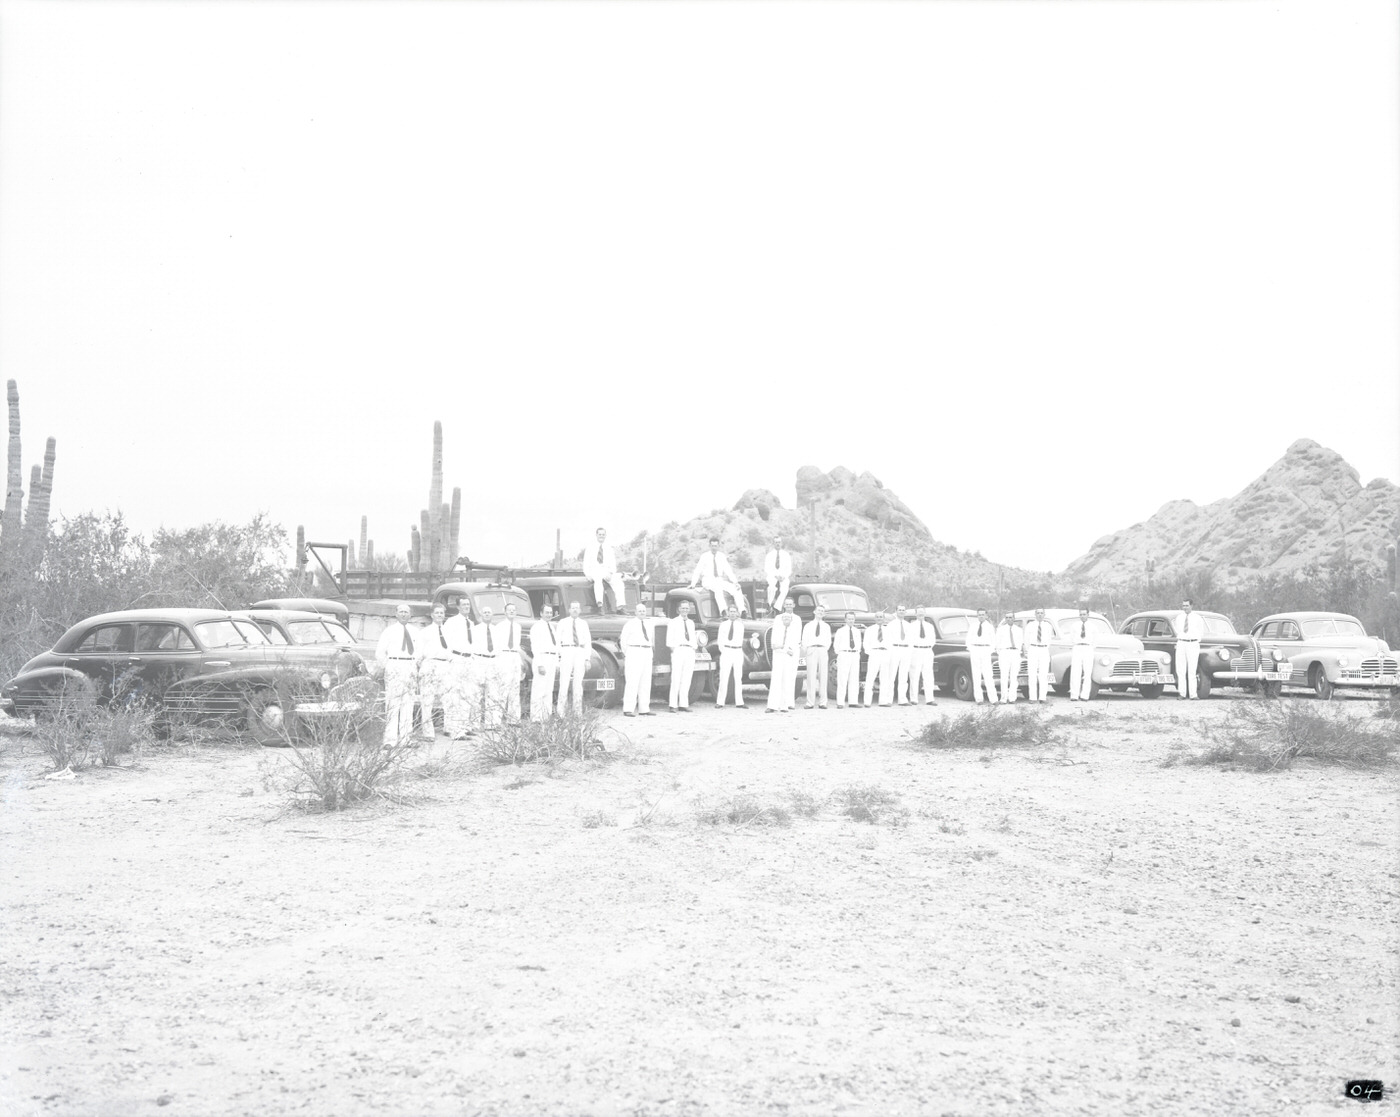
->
(584, 528, 798, 616)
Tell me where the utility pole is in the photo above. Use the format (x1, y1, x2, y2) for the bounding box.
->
(1146, 557, 1154, 598)
(553, 528, 563, 571)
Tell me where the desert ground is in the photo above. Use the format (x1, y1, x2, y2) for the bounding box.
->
(1, 692, 1396, 1117)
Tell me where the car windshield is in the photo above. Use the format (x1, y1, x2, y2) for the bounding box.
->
(258, 624, 290, 645)
(1202, 616, 1237, 636)
(286, 619, 356, 645)
(472, 590, 534, 620)
(195, 620, 257, 648)
(816, 590, 869, 611)
(1300, 617, 1366, 638)
(1056, 617, 1114, 639)
(232, 620, 270, 644)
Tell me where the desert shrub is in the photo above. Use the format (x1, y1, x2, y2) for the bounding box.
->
(581, 809, 616, 829)
(1185, 700, 1399, 772)
(265, 700, 420, 811)
(696, 793, 792, 828)
(918, 706, 1059, 750)
(474, 707, 607, 766)
(31, 680, 155, 771)
(836, 783, 908, 826)
(788, 790, 822, 818)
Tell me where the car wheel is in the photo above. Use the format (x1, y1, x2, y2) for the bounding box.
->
(827, 651, 840, 700)
(1196, 670, 1213, 700)
(1309, 664, 1334, 701)
(1050, 673, 1070, 697)
(1138, 683, 1164, 700)
(951, 664, 974, 702)
(1087, 681, 1101, 700)
(245, 686, 289, 745)
(590, 648, 622, 709)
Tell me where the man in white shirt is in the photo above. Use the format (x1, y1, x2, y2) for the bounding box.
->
(909, 607, 938, 706)
(442, 597, 477, 737)
(528, 604, 560, 720)
(964, 609, 998, 704)
(890, 609, 914, 705)
(472, 605, 502, 726)
(863, 611, 894, 707)
(415, 603, 454, 741)
(833, 611, 863, 709)
(492, 603, 525, 724)
(715, 604, 748, 709)
(1174, 599, 1205, 700)
(994, 612, 1023, 704)
(582, 527, 627, 615)
(1023, 608, 1054, 705)
(620, 603, 656, 717)
(1069, 605, 1096, 702)
(763, 536, 793, 615)
(688, 537, 747, 617)
(666, 601, 701, 712)
(801, 604, 832, 710)
(375, 604, 420, 748)
(556, 601, 592, 716)
(767, 598, 802, 712)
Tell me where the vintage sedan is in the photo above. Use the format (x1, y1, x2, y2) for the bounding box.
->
(1119, 610, 1292, 698)
(0, 608, 368, 740)
(241, 607, 378, 660)
(1010, 608, 1174, 699)
(1250, 612, 1398, 699)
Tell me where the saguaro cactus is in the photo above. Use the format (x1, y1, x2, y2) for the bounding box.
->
(2, 381, 23, 556)
(410, 526, 421, 572)
(449, 487, 461, 566)
(359, 516, 368, 570)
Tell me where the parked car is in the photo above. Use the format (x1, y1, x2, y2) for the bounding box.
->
(1010, 608, 1174, 699)
(1250, 612, 1398, 699)
(0, 608, 369, 740)
(926, 609, 1027, 700)
(240, 608, 378, 660)
(1119, 609, 1293, 698)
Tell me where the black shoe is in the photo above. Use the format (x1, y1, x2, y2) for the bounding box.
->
(668, 707, 679, 713)
(623, 712, 637, 717)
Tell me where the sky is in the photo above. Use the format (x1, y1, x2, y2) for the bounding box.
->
(2, 0, 1397, 577)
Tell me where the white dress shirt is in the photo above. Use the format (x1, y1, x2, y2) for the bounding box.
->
(994, 623, 1023, 652)
(801, 619, 832, 652)
(764, 549, 793, 582)
(717, 618, 746, 650)
(771, 614, 802, 655)
(1174, 611, 1204, 640)
(691, 550, 738, 585)
(834, 624, 863, 654)
(965, 620, 995, 651)
(622, 617, 655, 650)
(557, 616, 592, 650)
(583, 542, 618, 581)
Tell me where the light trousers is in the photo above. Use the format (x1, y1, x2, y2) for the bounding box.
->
(803, 649, 829, 708)
(836, 651, 861, 706)
(1025, 647, 1051, 702)
(556, 648, 589, 715)
(700, 576, 745, 615)
(864, 650, 892, 706)
(891, 647, 913, 703)
(1177, 641, 1201, 698)
(1070, 644, 1095, 699)
(767, 650, 798, 710)
(997, 650, 1021, 703)
(477, 655, 503, 726)
(717, 649, 745, 706)
(766, 577, 789, 611)
(417, 658, 453, 737)
(382, 662, 418, 747)
(530, 654, 558, 720)
(622, 650, 653, 714)
(970, 649, 998, 704)
(910, 648, 936, 704)
(445, 657, 474, 736)
(668, 647, 696, 708)
(592, 572, 627, 614)
(496, 653, 522, 722)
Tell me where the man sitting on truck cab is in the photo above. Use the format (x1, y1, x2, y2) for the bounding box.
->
(688, 537, 748, 617)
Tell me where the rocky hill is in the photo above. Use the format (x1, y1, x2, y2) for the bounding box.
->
(609, 466, 1041, 597)
(1063, 440, 1400, 586)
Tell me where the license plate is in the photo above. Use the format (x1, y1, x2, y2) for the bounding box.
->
(1131, 674, 1159, 684)
(1262, 671, 1288, 680)
(695, 652, 712, 664)
(592, 678, 615, 691)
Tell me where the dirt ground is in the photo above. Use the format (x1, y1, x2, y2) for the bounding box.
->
(1, 693, 1397, 1117)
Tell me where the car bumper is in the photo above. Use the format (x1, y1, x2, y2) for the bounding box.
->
(1213, 667, 1293, 682)
(1095, 671, 1175, 686)
(1333, 673, 1400, 688)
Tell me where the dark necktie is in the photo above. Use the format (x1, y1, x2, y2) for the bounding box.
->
(849, 629, 855, 651)
(401, 627, 413, 654)
(727, 621, 734, 642)
(437, 624, 446, 649)
(597, 546, 604, 564)
(546, 622, 556, 646)
(640, 621, 650, 648)
(683, 618, 692, 643)
(878, 625, 884, 643)
(978, 621, 985, 638)
(508, 624, 515, 652)
(486, 625, 494, 653)
(1081, 622, 1086, 639)
(711, 554, 717, 577)
(572, 619, 579, 645)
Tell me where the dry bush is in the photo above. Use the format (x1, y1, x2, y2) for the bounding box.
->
(30, 677, 155, 771)
(836, 783, 908, 826)
(788, 790, 823, 818)
(918, 706, 1059, 750)
(580, 809, 616, 829)
(696, 793, 792, 828)
(263, 700, 422, 811)
(474, 706, 608, 767)
(1185, 700, 1399, 772)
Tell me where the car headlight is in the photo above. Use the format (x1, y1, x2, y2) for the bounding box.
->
(1217, 648, 1230, 660)
(1271, 648, 1284, 662)
(320, 672, 332, 690)
(1159, 653, 1172, 665)
(1337, 657, 1348, 669)
(1099, 655, 1112, 667)
(748, 634, 760, 650)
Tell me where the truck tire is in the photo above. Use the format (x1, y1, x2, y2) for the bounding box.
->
(951, 664, 974, 702)
(1196, 669, 1213, 700)
(1138, 683, 1164, 700)
(590, 647, 622, 709)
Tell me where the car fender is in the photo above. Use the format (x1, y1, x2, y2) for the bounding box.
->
(5, 665, 96, 701)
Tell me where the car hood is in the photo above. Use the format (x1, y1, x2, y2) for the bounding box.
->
(1270, 635, 1390, 656)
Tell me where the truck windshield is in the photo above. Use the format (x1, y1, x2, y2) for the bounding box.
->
(816, 590, 869, 611)
(474, 590, 534, 619)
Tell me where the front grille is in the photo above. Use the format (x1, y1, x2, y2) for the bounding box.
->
(1230, 649, 1259, 672)
(1112, 659, 1161, 676)
(1341, 657, 1400, 679)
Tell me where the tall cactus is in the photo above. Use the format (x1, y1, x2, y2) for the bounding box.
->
(2, 380, 23, 557)
(358, 516, 368, 570)
(410, 526, 421, 572)
(348, 538, 357, 568)
(449, 487, 461, 566)
(437, 501, 450, 569)
(26, 437, 55, 544)
(366, 539, 375, 568)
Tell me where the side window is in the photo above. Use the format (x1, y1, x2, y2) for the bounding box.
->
(75, 624, 133, 654)
(1279, 621, 1301, 640)
(136, 623, 195, 652)
(1254, 621, 1277, 640)
(793, 593, 816, 611)
(940, 616, 970, 640)
(1124, 619, 1147, 638)
(1145, 619, 1173, 638)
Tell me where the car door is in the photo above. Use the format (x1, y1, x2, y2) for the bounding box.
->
(130, 621, 201, 700)
(64, 622, 135, 699)
(1139, 617, 1175, 662)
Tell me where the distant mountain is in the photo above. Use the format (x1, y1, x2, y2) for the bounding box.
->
(1063, 440, 1400, 586)
(611, 466, 1041, 595)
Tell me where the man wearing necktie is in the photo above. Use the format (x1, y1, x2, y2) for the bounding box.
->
(620, 603, 656, 717)
(688, 537, 747, 617)
(890, 609, 914, 705)
(528, 604, 560, 721)
(834, 611, 863, 708)
(964, 608, 997, 704)
(1173, 599, 1204, 699)
(556, 601, 592, 716)
(375, 603, 420, 748)
(667, 601, 700, 712)
(1069, 605, 1096, 701)
(582, 527, 628, 616)
(764, 537, 793, 615)
(415, 603, 454, 741)
(1024, 607, 1053, 704)
(863, 611, 894, 707)
(767, 598, 802, 712)
(473, 605, 502, 726)
(909, 607, 938, 706)
(443, 597, 477, 737)
(716, 604, 748, 709)
(801, 604, 833, 709)
(491, 603, 525, 724)
(994, 612, 1024, 704)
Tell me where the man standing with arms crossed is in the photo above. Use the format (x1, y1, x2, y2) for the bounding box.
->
(767, 597, 802, 712)
(965, 608, 998, 704)
(583, 527, 627, 615)
(443, 597, 477, 738)
(715, 603, 747, 709)
(415, 603, 454, 741)
(620, 603, 655, 717)
(556, 601, 591, 716)
(1174, 599, 1204, 700)
(1069, 605, 1096, 702)
(863, 610, 894, 707)
(688, 537, 748, 617)
(666, 600, 700, 712)
(995, 611, 1023, 704)
(1024, 607, 1054, 705)
(375, 603, 419, 748)
(493, 602, 525, 724)
(802, 604, 832, 710)
(528, 603, 560, 720)
(834, 610, 863, 709)
(763, 536, 793, 615)
(909, 607, 938, 706)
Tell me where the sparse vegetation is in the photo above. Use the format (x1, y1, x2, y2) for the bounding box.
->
(696, 794, 792, 827)
(474, 707, 609, 767)
(788, 790, 822, 818)
(1178, 700, 1399, 772)
(581, 809, 616, 829)
(836, 783, 908, 826)
(917, 706, 1059, 750)
(31, 680, 155, 772)
(263, 701, 418, 811)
